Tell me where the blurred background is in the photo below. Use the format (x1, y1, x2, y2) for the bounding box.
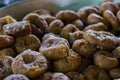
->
(0, 0, 21, 7)
(0, 0, 120, 8)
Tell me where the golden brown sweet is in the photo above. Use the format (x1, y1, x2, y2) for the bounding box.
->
(0, 56, 14, 79)
(94, 50, 119, 70)
(103, 10, 120, 31)
(53, 49, 81, 72)
(77, 58, 92, 72)
(56, 10, 79, 22)
(69, 31, 83, 44)
(46, 19, 64, 34)
(60, 24, 79, 43)
(0, 48, 16, 57)
(15, 34, 41, 54)
(0, 16, 16, 35)
(113, 46, 120, 58)
(100, 1, 119, 14)
(72, 39, 97, 58)
(84, 22, 108, 31)
(109, 68, 120, 79)
(23, 13, 48, 36)
(77, 6, 99, 25)
(12, 49, 48, 79)
(3, 74, 29, 80)
(0, 35, 14, 49)
(41, 15, 56, 24)
(87, 13, 109, 26)
(39, 72, 70, 80)
(117, 10, 120, 22)
(39, 33, 69, 60)
(66, 71, 85, 80)
(83, 65, 110, 80)
(3, 21, 31, 37)
(72, 19, 84, 30)
(30, 24, 43, 38)
(83, 30, 118, 49)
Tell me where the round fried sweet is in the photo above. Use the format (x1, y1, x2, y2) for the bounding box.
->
(77, 58, 92, 72)
(117, 10, 120, 22)
(46, 19, 64, 34)
(94, 50, 119, 70)
(72, 39, 97, 58)
(72, 19, 84, 30)
(83, 65, 110, 80)
(0, 16, 16, 35)
(109, 68, 120, 79)
(41, 15, 56, 24)
(66, 71, 85, 80)
(103, 10, 120, 31)
(23, 13, 48, 34)
(113, 46, 120, 58)
(53, 49, 81, 72)
(0, 35, 14, 49)
(15, 34, 41, 54)
(87, 13, 109, 26)
(100, 1, 119, 14)
(12, 49, 48, 79)
(30, 24, 43, 38)
(56, 10, 79, 22)
(39, 72, 70, 80)
(83, 30, 118, 49)
(32, 9, 51, 15)
(60, 24, 79, 42)
(84, 22, 108, 31)
(3, 21, 31, 37)
(3, 74, 29, 80)
(69, 31, 83, 45)
(77, 6, 99, 25)
(39, 34, 69, 60)
(0, 56, 14, 79)
(0, 48, 16, 57)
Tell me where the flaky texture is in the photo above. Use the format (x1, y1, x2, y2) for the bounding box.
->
(83, 65, 110, 80)
(40, 33, 69, 60)
(94, 50, 119, 70)
(83, 30, 118, 49)
(12, 49, 48, 79)
(15, 34, 41, 53)
(53, 49, 81, 72)
(0, 35, 14, 49)
(0, 16, 16, 35)
(23, 13, 48, 32)
(77, 6, 99, 25)
(0, 56, 14, 79)
(72, 39, 97, 58)
(103, 10, 120, 31)
(60, 24, 79, 43)
(87, 13, 109, 26)
(0, 48, 16, 57)
(3, 21, 31, 37)
(46, 19, 64, 34)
